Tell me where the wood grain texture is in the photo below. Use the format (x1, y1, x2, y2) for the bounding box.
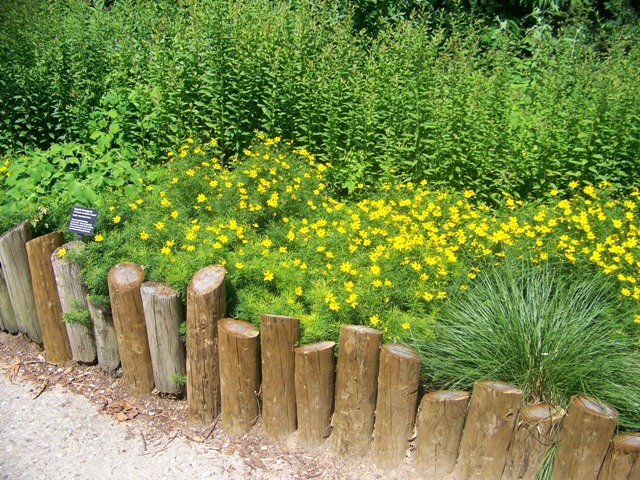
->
(260, 314, 299, 440)
(415, 390, 470, 477)
(332, 325, 382, 456)
(218, 319, 261, 435)
(458, 380, 522, 480)
(186, 265, 226, 425)
(51, 242, 96, 363)
(597, 432, 640, 480)
(87, 300, 120, 374)
(0, 221, 40, 342)
(26, 232, 71, 364)
(551, 395, 618, 480)
(107, 262, 154, 396)
(141, 281, 185, 394)
(295, 341, 335, 445)
(373, 343, 421, 469)
(0, 265, 20, 333)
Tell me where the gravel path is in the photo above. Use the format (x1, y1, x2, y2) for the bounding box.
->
(0, 374, 264, 480)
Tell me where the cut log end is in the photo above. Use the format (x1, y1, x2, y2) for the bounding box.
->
(425, 390, 470, 402)
(476, 379, 523, 395)
(189, 265, 225, 295)
(574, 395, 618, 419)
(613, 432, 640, 453)
(219, 318, 259, 338)
(339, 324, 382, 337)
(296, 341, 336, 354)
(381, 343, 421, 362)
(140, 281, 179, 298)
(108, 262, 145, 287)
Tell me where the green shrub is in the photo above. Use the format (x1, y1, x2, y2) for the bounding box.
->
(412, 259, 640, 429)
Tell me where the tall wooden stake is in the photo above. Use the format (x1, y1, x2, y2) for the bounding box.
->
(260, 313, 299, 440)
(415, 390, 470, 477)
(332, 325, 382, 456)
(107, 262, 154, 396)
(458, 380, 522, 480)
(295, 341, 336, 445)
(186, 265, 226, 425)
(0, 221, 40, 343)
(502, 403, 564, 480)
(218, 319, 261, 435)
(598, 432, 640, 480)
(51, 242, 96, 363)
(26, 232, 72, 364)
(141, 281, 185, 394)
(373, 343, 421, 469)
(551, 395, 618, 480)
(87, 300, 120, 374)
(0, 266, 19, 333)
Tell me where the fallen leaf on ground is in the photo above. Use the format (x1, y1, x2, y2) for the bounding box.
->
(106, 399, 140, 421)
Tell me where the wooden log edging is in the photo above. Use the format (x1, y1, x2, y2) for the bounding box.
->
(597, 432, 640, 480)
(373, 343, 421, 469)
(87, 300, 120, 374)
(0, 266, 20, 333)
(26, 232, 72, 364)
(332, 325, 382, 456)
(295, 341, 336, 445)
(0, 221, 41, 343)
(52, 242, 97, 363)
(218, 318, 261, 435)
(107, 262, 154, 396)
(415, 390, 470, 477)
(260, 313, 299, 440)
(186, 264, 226, 425)
(141, 281, 185, 395)
(551, 395, 618, 480)
(502, 403, 564, 480)
(457, 380, 523, 480)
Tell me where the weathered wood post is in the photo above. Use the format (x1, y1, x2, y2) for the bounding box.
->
(141, 281, 185, 395)
(0, 221, 41, 343)
(51, 242, 96, 363)
(260, 313, 299, 440)
(414, 390, 471, 477)
(502, 403, 564, 480)
(87, 300, 120, 374)
(457, 380, 522, 480)
(597, 432, 640, 480)
(26, 232, 72, 364)
(0, 266, 20, 333)
(551, 396, 618, 480)
(373, 343, 421, 469)
(218, 319, 261, 435)
(107, 262, 154, 396)
(295, 341, 336, 445)
(186, 264, 226, 425)
(332, 325, 382, 456)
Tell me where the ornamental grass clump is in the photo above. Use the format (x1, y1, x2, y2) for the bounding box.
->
(414, 260, 640, 429)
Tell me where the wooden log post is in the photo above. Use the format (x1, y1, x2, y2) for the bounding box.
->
(373, 343, 421, 469)
(414, 390, 471, 477)
(260, 313, 300, 440)
(0, 221, 41, 343)
(186, 265, 226, 425)
(26, 232, 72, 364)
(51, 242, 96, 363)
(218, 319, 261, 435)
(295, 341, 336, 445)
(597, 432, 640, 480)
(502, 404, 564, 480)
(458, 380, 523, 480)
(141, 281, 185, 395)
(87, 300, 120, 374)
(332, 325, 383, 456)
(107, 262, 154, 396)
(551, 395, 618, 480)
(0, 266, 19, 333)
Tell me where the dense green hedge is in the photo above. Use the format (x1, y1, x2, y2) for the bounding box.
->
(1, 0, 639, 204)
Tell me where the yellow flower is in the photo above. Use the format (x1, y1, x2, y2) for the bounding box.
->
(186, 169, 195, 176)
(569, 181, 579, 190)
(161, 246, 171, 255)
(140, 231, 149, 240)
(235, 262, 244, 269)
(340, 262, 352, 273)
(57, 247, 67, 258)
(294, 286, 303, 296)
(437, 291, 447, 300)
(401, 322, 410, 330)
(264, 270, 274, 282)
(160, 198, 171, 207)
(369, 315, 380, 326)
(94, 234, 104, 242)
(154, 221, 165, 230)
(197, 194, 207, 203)
(112, 215, 121, 224)
(463, 189, 474, 199)
(170, 210, 179, 219)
